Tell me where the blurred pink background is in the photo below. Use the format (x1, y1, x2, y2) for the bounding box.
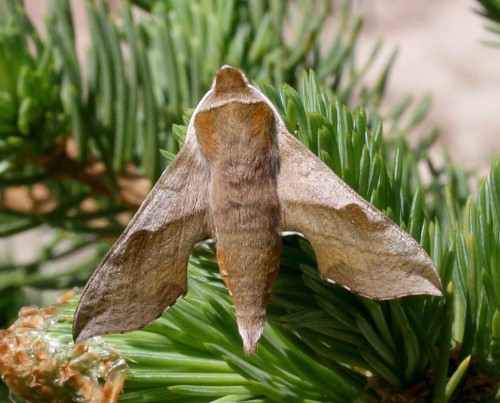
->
(355, 0, 500, 177)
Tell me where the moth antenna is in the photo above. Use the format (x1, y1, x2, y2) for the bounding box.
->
(237, 315, 265, 356)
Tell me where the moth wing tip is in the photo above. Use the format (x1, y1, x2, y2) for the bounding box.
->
(321, 271, 443, 300)
(425, 282, 444, 297)
(72, 318, 102, 343)
(374, 281, 444, 301)
(418, 262, 443, 297)
(72, 327, 91, 343)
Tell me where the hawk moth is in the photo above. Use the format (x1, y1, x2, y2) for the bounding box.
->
(73, 66, 442, 355)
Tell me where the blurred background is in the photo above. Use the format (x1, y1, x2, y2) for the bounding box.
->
(354, 0, 500, 177)
(23, 0, 500, 176)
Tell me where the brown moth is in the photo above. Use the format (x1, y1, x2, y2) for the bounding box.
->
(73, 66, 442, 355)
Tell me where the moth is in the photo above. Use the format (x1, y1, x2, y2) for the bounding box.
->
(73, 66, 442, 355)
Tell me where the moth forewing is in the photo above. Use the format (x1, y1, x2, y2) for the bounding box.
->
(275, 129, 442, 300)
(72, 136, 210, 342)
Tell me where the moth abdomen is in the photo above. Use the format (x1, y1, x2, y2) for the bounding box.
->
(194, 94, 282, 354)
(216, 224, 281, 355)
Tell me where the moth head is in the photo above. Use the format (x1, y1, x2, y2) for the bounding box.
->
(213, 65, 249, 93)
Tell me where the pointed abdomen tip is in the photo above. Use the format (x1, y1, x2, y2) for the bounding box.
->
(237, 316, 265, 356)
(243, 340, 258, 356)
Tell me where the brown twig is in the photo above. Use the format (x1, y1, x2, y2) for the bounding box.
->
(1, 139, 151, 215)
